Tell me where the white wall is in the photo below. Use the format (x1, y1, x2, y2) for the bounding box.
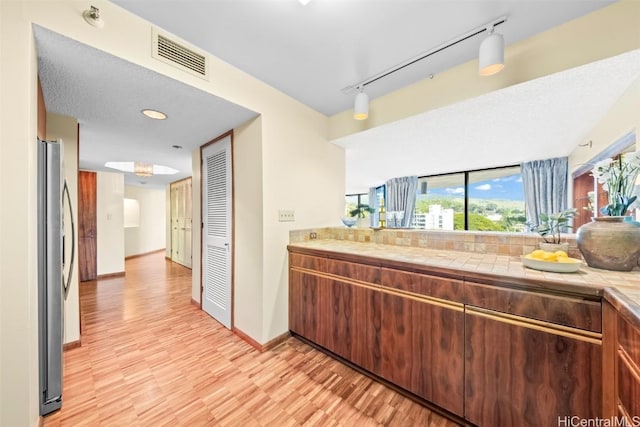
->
(96, 171, 124, 275)
(124, 185, 166, 257)
(46, 113, 80, 345)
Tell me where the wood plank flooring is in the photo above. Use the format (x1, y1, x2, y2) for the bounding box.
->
(43, 252, 459, 426)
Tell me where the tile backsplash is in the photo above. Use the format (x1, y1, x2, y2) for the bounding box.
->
(289, 227, 580, 258)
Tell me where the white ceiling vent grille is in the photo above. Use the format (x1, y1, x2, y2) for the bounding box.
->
(152, 28, 209, 80)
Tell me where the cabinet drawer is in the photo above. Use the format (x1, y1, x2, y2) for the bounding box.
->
(464, 281, 602, 332)
(381, 268, 464, 303)
(326, 258, 380, 284)
(289, 253, 326, 272)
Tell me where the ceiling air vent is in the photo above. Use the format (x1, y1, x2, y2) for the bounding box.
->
(152, 28, 209, 80)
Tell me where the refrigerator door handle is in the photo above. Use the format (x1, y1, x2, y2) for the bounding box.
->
(62, 179, 75, 300)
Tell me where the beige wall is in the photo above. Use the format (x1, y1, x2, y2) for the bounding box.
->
(232, 118, 264, 339)
(124, 185, 166, 258)
(96, 171, 125, 275)
(45, 113, 80, 345)
(0, 2, 41, 425)
(329, 0, 640, 140)
(568, 75, 640, 174)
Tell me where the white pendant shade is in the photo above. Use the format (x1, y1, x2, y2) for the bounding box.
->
(353, 91, 369, 120)
(478, 32, 504, 76)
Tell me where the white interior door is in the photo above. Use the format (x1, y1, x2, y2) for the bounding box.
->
(201, 135, 232, 329)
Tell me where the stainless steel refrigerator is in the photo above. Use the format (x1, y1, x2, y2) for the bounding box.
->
(37, 138, 74, 416)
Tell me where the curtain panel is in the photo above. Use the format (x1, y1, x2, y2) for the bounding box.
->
(521, 157, 568, 229)
(385, 176, 418, 228)
(368, 186, 379, 227)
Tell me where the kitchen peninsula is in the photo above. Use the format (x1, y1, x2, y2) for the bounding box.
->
(288, 227, 640, 427)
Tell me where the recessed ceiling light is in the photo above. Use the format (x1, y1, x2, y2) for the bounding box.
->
(105, 161, 178, 175)
(141, 109, 167, 120)
(299, 0, 311, 5)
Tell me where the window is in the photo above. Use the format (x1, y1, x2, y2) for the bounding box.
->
(345, 193, 370, 217)
(414, 174, 464, 230)
(467, 166, 525, 232)
(413, 165, 525, 232)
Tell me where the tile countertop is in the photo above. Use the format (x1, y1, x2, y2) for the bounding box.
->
(288, 239, 640, 328)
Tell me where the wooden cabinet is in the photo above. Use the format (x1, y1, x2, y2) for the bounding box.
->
(288, 248, 606, 426)
(464, 282, 603, 426)
(464, 307, 602, 426)
(380, 292, 464, 415)
(614, 309, 640, 422)
(289, 251, 465, 417)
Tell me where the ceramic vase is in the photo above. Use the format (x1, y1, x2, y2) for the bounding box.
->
(576, 216, 640, 271)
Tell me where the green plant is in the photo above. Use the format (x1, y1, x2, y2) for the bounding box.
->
(531, 208, 577, 244)
(592, 151, 640, 216)
(349, 204, 375, 218)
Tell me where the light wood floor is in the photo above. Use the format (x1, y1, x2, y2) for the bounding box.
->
(43, 252, 459, 426)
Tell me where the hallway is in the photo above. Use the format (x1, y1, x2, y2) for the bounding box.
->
(43, 252, 457, 426)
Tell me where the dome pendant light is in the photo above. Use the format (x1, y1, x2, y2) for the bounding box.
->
(478, 26, 504, 76)
(353, 88, 369, 120)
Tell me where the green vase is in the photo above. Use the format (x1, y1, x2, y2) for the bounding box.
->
(576, 216, 640, 271)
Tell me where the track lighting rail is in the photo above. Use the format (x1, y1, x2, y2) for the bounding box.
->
(341, 15, 508, 95)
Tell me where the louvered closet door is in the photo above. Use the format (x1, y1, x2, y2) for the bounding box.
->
(202, 136, 232, 329)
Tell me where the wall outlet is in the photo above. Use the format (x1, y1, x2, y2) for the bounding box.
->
(310, 232, 317, 240)
(278, 210, 295, 222)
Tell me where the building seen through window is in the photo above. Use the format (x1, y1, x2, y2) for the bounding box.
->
(345, 165, 526, 232)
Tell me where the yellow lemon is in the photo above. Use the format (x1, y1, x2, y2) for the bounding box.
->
(554, 250, 568, 258)
(530, 249, 546, 260)
(542, 252, 558, 262)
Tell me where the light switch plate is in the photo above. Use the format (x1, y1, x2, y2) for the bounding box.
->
(278, 210, 295, 222)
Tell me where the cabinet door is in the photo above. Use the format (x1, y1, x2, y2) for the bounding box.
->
(289, 270, 330, 347)
(381, 293, 464, 416)
(617, 314, 640, 421)
(327, 279, 382, 375)
(465, 309, 602, 427)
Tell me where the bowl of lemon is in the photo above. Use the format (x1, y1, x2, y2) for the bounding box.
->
(522, 249, 582, 273)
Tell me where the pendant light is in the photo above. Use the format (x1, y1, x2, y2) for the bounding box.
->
(353, 88, 369, 120)
(478, 26, 504, 76)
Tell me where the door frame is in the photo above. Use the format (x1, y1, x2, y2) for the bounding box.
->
(199, 130, 234, 327)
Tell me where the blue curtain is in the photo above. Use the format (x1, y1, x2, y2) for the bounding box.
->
(521, 157, 568, 230)
(385, 176, 418, 228)
(368, 186, 379, 227)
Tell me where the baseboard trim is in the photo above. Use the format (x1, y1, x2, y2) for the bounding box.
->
(232, 327, 290, 353)
(125, 249, 166, 260)
(97, 271, 125, 280)
(191, 298, 201, 308)
(63, 340, 81, 351)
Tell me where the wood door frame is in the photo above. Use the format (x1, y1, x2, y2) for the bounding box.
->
(199, 130, 234, 328)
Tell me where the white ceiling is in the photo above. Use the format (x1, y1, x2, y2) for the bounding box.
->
(112, 0, 616, 116)
(35, 0, 632, 190)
